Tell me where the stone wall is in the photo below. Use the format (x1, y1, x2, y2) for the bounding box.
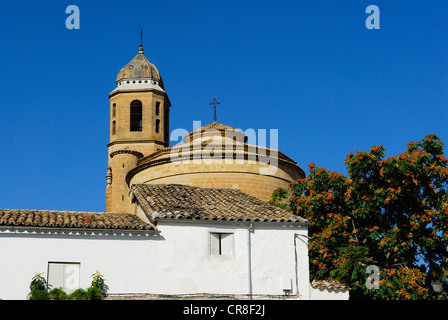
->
(129, 159, 301, 202)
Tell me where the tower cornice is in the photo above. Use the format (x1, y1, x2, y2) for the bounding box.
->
(108, 87, 169, 99)
(110, 149, 144, 159)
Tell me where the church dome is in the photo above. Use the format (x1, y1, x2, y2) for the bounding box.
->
(183, 121, 247, 143)
(125, 121, 305, 202)
(116, 45, 164, 89)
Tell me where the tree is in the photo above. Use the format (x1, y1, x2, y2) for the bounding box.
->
(288, 134, 448, 299)
(270, 187, 291, 211)
(27, 272, 50, 300)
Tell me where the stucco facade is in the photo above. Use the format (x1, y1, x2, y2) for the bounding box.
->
(0, 220, 310, 300)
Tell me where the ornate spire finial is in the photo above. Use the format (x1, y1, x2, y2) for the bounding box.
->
(209, 98, 221, 122)
(139, 25, 144, 53)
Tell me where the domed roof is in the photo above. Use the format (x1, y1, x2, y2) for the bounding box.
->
(183, 121, 247, 143)
(125, 120, 306, 187)
(116, 45, 164, 88)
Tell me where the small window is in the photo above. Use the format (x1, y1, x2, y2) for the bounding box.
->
(112, 103, 116, 118)
(130, 100, 142, 131)
(155, 119, 160, 134)
(112, 120, 116, 135)
(47, 262, 80, 293)
(155, 101, 160, 116)
(210, 233, 234, 256)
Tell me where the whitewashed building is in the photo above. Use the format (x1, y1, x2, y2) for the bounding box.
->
(0, 42, 350, 300)
(0, 184, 349, 300)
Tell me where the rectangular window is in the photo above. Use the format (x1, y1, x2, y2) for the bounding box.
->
(47, 262, 80, 293)
(210, 233, 234, 256)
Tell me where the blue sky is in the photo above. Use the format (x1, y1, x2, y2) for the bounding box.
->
(0, 1, 447, 212)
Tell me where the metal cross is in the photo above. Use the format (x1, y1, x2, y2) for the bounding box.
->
(209, 98, 221, 122)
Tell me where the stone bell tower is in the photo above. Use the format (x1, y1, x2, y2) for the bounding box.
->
(106, 42, 171, 213)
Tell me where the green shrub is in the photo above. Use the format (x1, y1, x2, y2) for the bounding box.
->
(68, 288, 89, 300)
(48, 287, 68, 300)
(28, 289, 50, 300)
(87, 286, 103, 300)
(91, 271, 105, 292)
(28, 270, 107, 300)
(27, 272, 49, 300)
(29, 272, 47, 291)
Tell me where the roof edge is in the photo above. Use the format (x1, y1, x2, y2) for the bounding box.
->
(155, 217, 309, 226)
(0, 225, 159, 236)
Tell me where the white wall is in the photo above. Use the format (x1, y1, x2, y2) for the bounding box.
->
(0, 220, 310, 300)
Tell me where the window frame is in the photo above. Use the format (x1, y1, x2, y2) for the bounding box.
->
(47, 261, 81, 293)
(209, 232, 234, 258)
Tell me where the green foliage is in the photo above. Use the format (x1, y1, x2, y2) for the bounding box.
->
(271, 187, 289, 202)
(27, 272, 50, 300)
(28, 289, 50, 300)
(288, 134, 448, 299)
(29, 272, 47, 291)
(49, 287, 68, 300)
(91, 271, 105, 292)
(269, 187, 291, 211)
(27, 270, 107, 300)
(87, 286, 103, 300)
(68, 288, 89, 300)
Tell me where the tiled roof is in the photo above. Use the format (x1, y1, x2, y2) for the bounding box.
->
(190, 121, 242, 133)
(311, 280, 350, 292)
(0, 209, 156, 231)
(116, 47, 162, 83)
(183, 121, 244, 140)
(131, 184, 308, 224)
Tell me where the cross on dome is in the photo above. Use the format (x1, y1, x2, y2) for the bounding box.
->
(209, 98, 221, 122)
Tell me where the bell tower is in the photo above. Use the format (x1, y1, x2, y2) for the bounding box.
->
(106, 42, 171, 213)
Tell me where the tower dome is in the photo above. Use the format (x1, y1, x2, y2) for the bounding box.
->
(114, 45, 165, 90)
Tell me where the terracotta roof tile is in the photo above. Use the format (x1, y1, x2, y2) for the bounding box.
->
(131, 184, 308, 224)
(0, 209, 155, 231)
